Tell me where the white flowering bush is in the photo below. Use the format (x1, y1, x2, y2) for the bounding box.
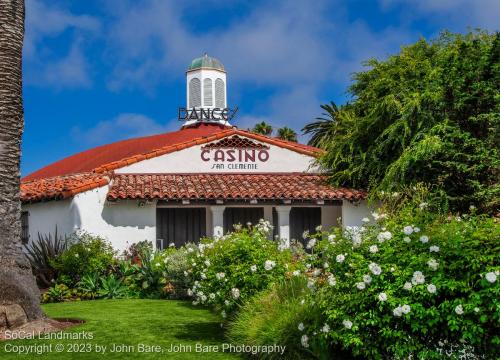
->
(298, 209, 499, 359)
(186, 221, 293, 315)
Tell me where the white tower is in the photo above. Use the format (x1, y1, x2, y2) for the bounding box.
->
(184, 54, 229, 127)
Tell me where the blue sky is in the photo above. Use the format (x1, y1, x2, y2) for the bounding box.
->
(21, 0, 499, 176)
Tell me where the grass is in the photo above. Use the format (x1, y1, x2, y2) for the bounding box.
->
(0, 299, 241, 359)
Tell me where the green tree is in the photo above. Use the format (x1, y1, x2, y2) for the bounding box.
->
(302, 101, 341, 148)
(252, 121, 273, 136)
(311, 31, 500, 213)
(276, 127, 298, 142)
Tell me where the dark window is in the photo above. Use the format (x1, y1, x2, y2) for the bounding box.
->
(21, 211, 29, 244)
(156, 208, 206, 249)
(290, 207, 321, 245)
(224, 207, 264, 233)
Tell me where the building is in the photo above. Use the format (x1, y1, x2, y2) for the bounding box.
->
(20, 55, 370, 251)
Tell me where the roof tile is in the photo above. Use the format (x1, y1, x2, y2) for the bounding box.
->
(21, 173, 110, 203)
(107, 173, 366, 201)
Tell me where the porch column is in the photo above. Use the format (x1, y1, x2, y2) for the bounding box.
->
(275, 206, 291, 245)
(210, 206, 226, 238)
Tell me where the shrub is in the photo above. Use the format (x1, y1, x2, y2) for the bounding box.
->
(98, 275, 130, 299)
(298, 208, 499, 359)
(228, 277, 319, 360)
(122, 240, 153, 265)
(187, 220, 294, 316)
(77, 273, 101, 300)
(42, 284, 76, 303)
(162, 245, 193, 299)
(51, 232, 115, 285)
(24, 229, 69, 287)
(131, 243, 168, 298)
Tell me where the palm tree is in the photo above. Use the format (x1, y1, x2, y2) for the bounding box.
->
(276, 127, 298, 142)
(0, 0, 44, 329)
(302, 101, 340, 148)
(252, 121, 273, 136)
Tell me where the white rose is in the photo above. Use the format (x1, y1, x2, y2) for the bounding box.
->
(231, 288, 240, 299)
(368, 262, 382, 276)
(427, 284, 437, 294)
(369, 245, 378, 253)
(485, 272, 497, 283)
(356, 282, 366, 290)
(342, 320, 353, 329)
(378, 292, 388, 302)
(420, 235, 429, 243)
(264, 260, 276, 271)
(301, 334, 309, 348)
(403, 226, 414, 235)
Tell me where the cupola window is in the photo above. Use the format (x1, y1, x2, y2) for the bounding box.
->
(203, 78, 213, 106)
(215, 78, 225, 108)
(189, 78, 201, 108)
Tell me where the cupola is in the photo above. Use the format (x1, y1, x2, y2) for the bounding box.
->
(184, 54, 229, 127)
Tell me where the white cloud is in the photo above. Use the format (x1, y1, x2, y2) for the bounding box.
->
(105, 0, 335, 91)
(24, 0, 100, 88)
(71, 113, 176, 146)
(103, 0, 415, 131)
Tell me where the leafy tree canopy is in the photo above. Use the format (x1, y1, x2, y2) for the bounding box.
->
(277, 126, 298, 142)
(308, 31, 499, 213)
(252, 121, 273, 136)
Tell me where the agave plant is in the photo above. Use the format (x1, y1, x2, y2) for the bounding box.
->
(42, 284, 72, 303)
(98, 275, 130, 299)
(78, 273, 101, 299)
(24, 228, 70, 287)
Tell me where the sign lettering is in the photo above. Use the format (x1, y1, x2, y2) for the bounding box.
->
(178, 107, 239, 122)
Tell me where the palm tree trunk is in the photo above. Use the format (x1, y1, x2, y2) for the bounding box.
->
(0, 0, 44, 329)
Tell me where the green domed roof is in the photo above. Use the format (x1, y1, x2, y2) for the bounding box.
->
(188, 54, 225, 71)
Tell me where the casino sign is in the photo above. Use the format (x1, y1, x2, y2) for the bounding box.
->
(200, 135, 270, 170)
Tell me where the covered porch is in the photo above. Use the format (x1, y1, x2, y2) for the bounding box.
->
(107, 173, 368, 249)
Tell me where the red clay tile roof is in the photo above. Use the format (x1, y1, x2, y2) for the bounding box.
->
(23, 124, 322, 182)
(21, 173, 110, 203)
(107, 173, 366, 201)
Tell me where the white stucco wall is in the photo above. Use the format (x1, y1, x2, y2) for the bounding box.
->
(341, 200, 372, 227)
(23, 186, 156, 252)
(116, 142, 319, 174)
(73, 186, 156, 252)
(23, 198, 79, 243)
